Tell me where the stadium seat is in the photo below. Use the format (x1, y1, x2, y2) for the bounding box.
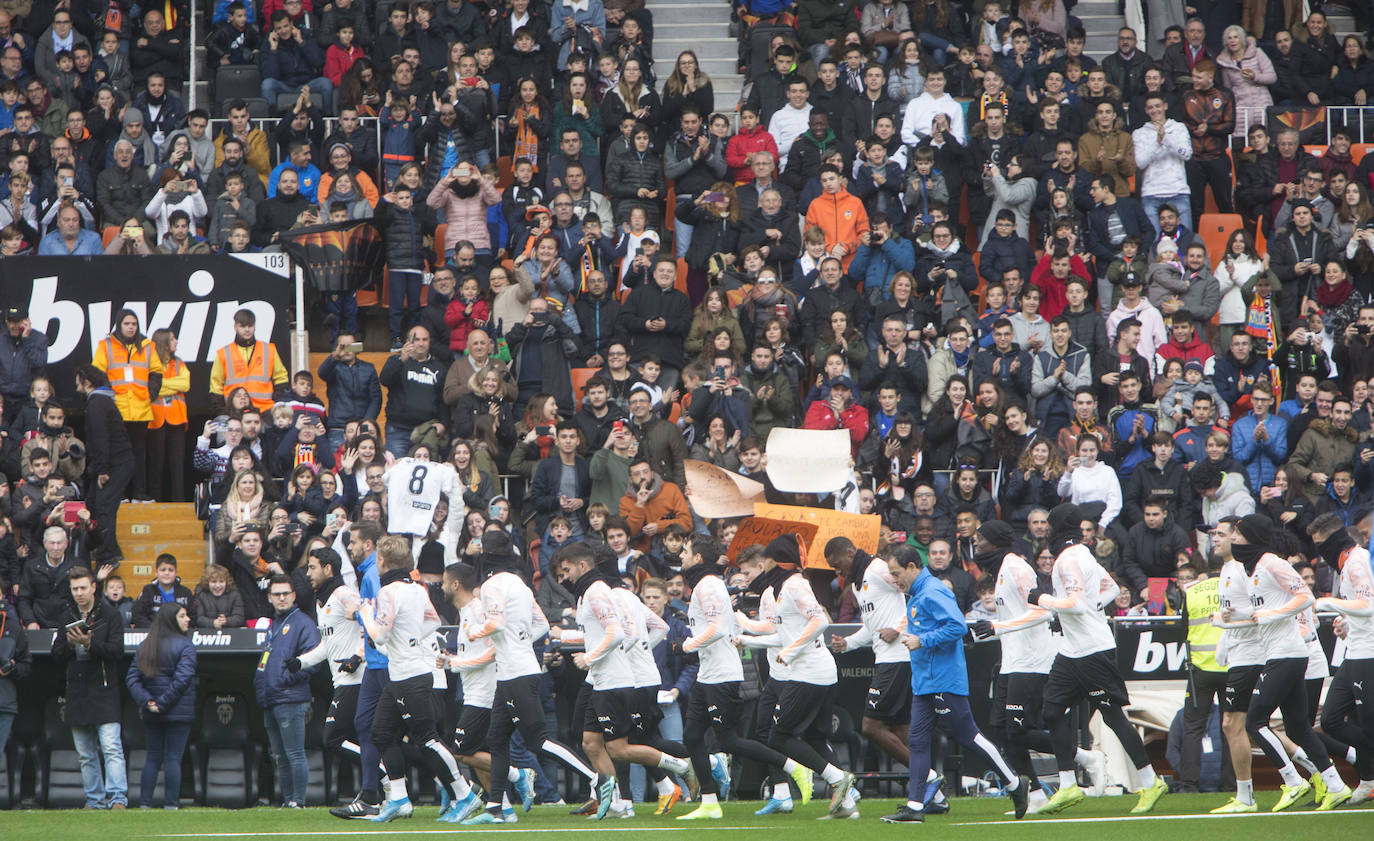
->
(37, 698, 86, 808)
(192, 693, 257, 808)
(120, 704, 165, 807)
(571, 367, 599, 402)
(1305, 144, 1328, 157)
(215, 64, 262, 101)
(1196, 213, 1243, 262)
(221, 97, 270, 118)
(432, 223, 448, 266)
(1352, 143, 1373, 164)
(0, 739, 14, 809)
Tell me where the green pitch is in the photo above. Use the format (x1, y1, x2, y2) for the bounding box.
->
(2, 794, 1371, 840)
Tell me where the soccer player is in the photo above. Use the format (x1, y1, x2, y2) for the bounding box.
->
(551, 544, 694, 820)
(439, 563, 536, 822)
(294, 548, 366, 782)
(1310, 514, 1374, 805)
(738, 536, 859, 820)
(331, 521, 388, 820)
(1031, 503, 1170, 815)
(826, 537, 950, 813)
(468, 531, 598, 824)
(881, 545, 1028, 824)
(1213, 514, 1352, 810)
(384, 450, 464, 563)
(678, 535, 813, 820)
(966, 522, 1105, 814)
(357, 536, 477, 822)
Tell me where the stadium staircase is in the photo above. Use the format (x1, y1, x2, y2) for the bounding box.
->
(1075, 0, 1127, 56)
(652, 0, 746, 115)
(118, 503, 209, 591)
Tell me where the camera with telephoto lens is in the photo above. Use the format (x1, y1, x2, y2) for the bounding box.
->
(66, 441, 84, 460)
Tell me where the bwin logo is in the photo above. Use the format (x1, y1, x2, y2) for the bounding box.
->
(1131, 631, 1187, 673)
(25, 271, 278, 365)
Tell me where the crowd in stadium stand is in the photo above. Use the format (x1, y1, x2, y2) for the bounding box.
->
(5, 0, 1374, 814)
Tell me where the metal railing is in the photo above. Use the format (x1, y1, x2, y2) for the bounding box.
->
(205, 116, 383, 176)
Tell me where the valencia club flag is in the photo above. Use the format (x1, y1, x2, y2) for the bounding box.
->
(282, 220, 384, 293)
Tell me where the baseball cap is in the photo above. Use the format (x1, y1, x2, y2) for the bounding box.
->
(4, 304, 26, 321)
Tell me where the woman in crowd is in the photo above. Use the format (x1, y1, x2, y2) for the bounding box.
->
(1001, 435, 1065, 531)
(661, 52, 714, 141)
(685, 287, 747, 359)
(147, 328, 190, 502)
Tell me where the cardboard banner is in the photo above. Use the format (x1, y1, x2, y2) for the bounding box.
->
(752, 503, 882, 569)
(764, 427, 852, 493)
(728, 517, 819, 563)
(683, 459, 765, 518)
(0, 255, 292, 413)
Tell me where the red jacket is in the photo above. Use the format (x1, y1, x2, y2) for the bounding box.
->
(324, 43, 363, 87)
(1030, 253, 1093, 320)
(725, 125, 780, 183)
(444, 298, 492, 352)
(804, 400, 869, 457)
(1154, 335, 1213, 370)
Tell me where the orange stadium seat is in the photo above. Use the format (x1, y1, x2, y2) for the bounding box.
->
(1197, 213, 1244, 261)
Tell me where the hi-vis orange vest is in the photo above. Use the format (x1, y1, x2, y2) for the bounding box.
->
(94, 336, 155, 422)
(150, 357, 188, 428)
(218, 341, 279, 410)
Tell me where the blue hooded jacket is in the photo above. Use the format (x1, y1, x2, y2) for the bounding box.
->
(356, 551, 389, 671)
(904, 567, 970, 696)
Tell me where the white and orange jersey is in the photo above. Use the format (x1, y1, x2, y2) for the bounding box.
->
(563, 579, 634, 690)
(686, 574, 742, 684)
(1043, 544, 1116, 658)
(841, 557, 909, 665)
(371, 578, 442, 682)
(473, 571, 543, 680)
(738, 585, 789, 679)
(774, 573, 837, 686)
(453, 597, 497, 708)
(1215, 560, 1265, 667)
(992, 554, 1056, 674)
(298, 583, 364, 688)
(1317, 545, 1374, 659)
(1245, 554, 1313, 661)
(1297, 606, 1330, 679)
(609, 586, 665, 689)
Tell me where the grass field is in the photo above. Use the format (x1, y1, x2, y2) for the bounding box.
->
(2, 794, 1371, 840)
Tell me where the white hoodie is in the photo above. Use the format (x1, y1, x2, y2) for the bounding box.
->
(1131, 119, 1192, 198)
(1057, 461, 1122, 529)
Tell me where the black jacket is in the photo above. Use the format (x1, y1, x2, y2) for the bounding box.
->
(84, 387, 132, 477)
(252, 192, 311, 246)
(506, 320, 580, 411)
(1087, 196, 1153, 263)
(1123, 457, 1194, 530)
(0, 598, 32, 716)
(675, 204, 740, 272)
(16, 553, 78, 628)
(737, 206, 802, 279)
(131, 580, 193, 628)
(618, 282, 692, 369)
(379, 353, 446, 428)
(1120, 520, 1193, 595)
(573, 293, 624, 363)
(50, 598, 124, 725)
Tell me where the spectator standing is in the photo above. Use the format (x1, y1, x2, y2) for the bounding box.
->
(0, 586, 30, 759)
(76, 366, 133, 566)
(147, 328, 190, 503)
(92, 309, 162, 502)
(618, 257, 691, 387)
(208, 308, 289, 412)
(1131, 94, 1193, 238)
(317, 334, 382, 450)
(125, 602, 196, 809)
(254, 574, 320, 808)
(379, 326, 446, 460)
(50, 566, 126, 809)
(0, 305, 47, 409)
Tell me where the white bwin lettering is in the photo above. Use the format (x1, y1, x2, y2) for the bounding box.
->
(1131, 630, 1188, 673)
(26, 273, 277, 364)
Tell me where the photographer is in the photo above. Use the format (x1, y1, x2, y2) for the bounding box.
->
(20, 403, 85, 482)
(49, 565, 126, 809)
(849, 215, 915, 299)
(1334, 303, 1374, 384)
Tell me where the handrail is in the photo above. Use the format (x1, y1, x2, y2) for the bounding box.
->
(189, 2, 199, 112)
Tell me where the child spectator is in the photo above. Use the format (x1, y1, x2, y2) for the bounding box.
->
(103, 575, 134, 626)
(131, 554, 194, 628)
(208, 172, 257, 245)
(194, 564, 246, 630)
(9, 376, 52, 440)
(1105, 235, 1147, 310)
(323, 21, 362, 86)
(964, 576, 998, 622)
(288, 371, 328, 422)
(538, 515, 576, 577)
(1160, 359, 1229, 425)
(379, 95, 420, 189)
(444, 275, 491, 353)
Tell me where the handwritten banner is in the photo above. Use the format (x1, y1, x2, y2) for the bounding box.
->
(727, 517, 819, 563)
(684, 459, 766, 518)
(751, 503, 882, 569)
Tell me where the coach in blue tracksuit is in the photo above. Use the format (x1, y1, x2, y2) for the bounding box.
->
(880, 546, 1029, 824)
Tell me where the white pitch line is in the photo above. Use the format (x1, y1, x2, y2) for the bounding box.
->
(956, 809, 1366, 826)
(153, 828, 773, 838)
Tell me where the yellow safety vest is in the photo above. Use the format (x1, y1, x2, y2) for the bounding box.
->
(1183, 576, 1224, 673)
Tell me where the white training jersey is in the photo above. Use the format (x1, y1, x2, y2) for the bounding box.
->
(567, 579, 635, 690)
(842, 557, 910, 665)
(1216, 560, 1265, 667)
(993, 554, 1057, 674)
(298, 583, 364, 688)
(609, 587, 667, 689)
(1244, 554, 1313, 661)
(1318, 546, 1374, 659)
(454, 598, 497, 708)
(773, 574, 837, 686)
(686, 574, 742, 684)
(738, 586, 789, 680)
(1296, 607, 1330, 679)
(1048, 544, 1117, 658)
(384, 458, 464, 543)
(372, 578, 442, 682)
(477, 571, 545, 680)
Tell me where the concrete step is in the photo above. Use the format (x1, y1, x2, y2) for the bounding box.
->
(115, 503, 208, 590)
